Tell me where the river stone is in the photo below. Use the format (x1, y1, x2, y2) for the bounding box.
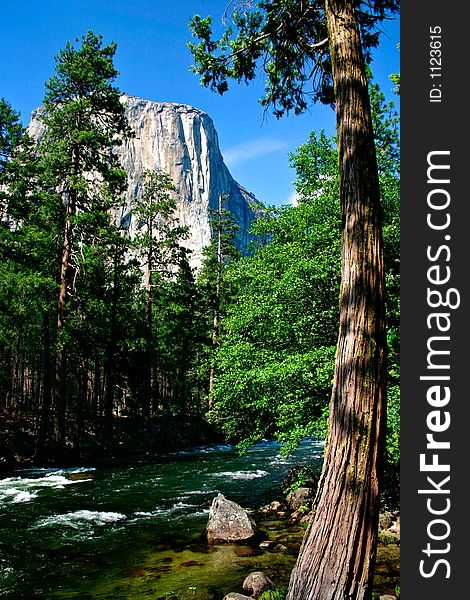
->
(379, 596, 398, 600)
(223, 594, 253, 600)
(206, 493, 258, 543)
(242, 571, 275, 598)
(286, 487, 314, 511)
(258, 500, 284, 516)
(379, 511, 393, 530)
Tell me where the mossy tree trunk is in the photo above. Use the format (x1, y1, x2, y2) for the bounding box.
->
(288, 1, 387, 598)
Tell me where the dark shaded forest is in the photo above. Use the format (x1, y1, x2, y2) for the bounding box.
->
(1, 31, 399, 500)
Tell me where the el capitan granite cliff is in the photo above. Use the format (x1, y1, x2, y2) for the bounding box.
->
(28, 95, 262, 269)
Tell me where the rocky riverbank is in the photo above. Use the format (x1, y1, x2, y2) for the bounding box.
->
(208, 501, 400, 600)
(214, 466, 400, 600)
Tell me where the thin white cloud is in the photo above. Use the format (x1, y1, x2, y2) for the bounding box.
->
(223, 137, 289, 167)
(287, 190, 299, 206)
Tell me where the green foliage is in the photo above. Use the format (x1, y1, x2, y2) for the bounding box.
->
(281, 465, 318, 496)
(188, 1, 399, 117)
(0, 32, 222, 456)
(133, 169, 189, 277)
(389, 45, 400, 95)
(196, 197, 242, 405)
(41, 30, 128, 215)
(209, 131, 341, 450)
(258, 589, 287, 600)
(209, 83, 400, 464)
(0, 98, 24, 173)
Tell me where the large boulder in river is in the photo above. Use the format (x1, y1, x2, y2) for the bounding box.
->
(206, 493, 258, 543)
(243, 571, 275, 598)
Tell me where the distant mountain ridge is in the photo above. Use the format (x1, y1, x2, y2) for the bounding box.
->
(28, 94, 262, 270)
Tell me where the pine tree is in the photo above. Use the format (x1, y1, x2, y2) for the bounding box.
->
(198, 195, 240, 408)
(132, 169, 188, 420)
(0, 130, 62, 461)
(40, 31, 128, 450)
(0, 98, 23, 174)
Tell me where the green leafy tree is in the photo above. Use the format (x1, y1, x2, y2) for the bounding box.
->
(64, 209, 141, 450)
(159, 254, 206, 416)
(101, 226, 141, 447)
(0, 99, 24, 225)
(40, 31, 128, 449)
(211, 98, 399, 462)
(188, 2, 399, 597)
(210, 132, 340, 450)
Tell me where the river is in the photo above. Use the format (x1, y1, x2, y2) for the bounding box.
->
(0, 439, 323, 599)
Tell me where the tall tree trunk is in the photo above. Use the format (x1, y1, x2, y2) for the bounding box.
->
(103, 251, 119, 446)
(143, 240, 153, 421)
(208, 194, 223, 407)
(34, 309, 52, 463)
(54, 201, 73, 448)
(288, 2, 387, 599)
(73, 364, 85, 454)
(54, 148, 78, 449)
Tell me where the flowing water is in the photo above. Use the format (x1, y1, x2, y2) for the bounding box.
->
(0, 439, 323, 599)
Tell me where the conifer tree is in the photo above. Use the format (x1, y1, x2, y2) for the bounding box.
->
(0, 98, 23, 175)
(197, 195, 240, 407)
(133, 169, 188, 419)
(40, 31, 128, 449)
(0, 128, 63, 461)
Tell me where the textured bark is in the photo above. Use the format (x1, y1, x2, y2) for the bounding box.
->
(54, 191, 75, 447)
(287, 2, 387, 599)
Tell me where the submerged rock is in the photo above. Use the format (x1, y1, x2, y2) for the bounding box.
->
(258, 500, 284, 516)
(243, 571, 275, 598)
(286, 487, 314, 512)
(206, 493, 258, 543)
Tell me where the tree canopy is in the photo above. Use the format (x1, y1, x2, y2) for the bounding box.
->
(189, 0, 399, 116)
(210, 84, 400, 463)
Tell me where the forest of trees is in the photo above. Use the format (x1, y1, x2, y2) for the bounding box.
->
(0, 33, 218, 463)
(1, 2, 400, 598)
(0, 24, 399, 471)
(0, 63, 399, 472)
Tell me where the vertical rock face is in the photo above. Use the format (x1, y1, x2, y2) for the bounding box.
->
(29, 95, 262, 270)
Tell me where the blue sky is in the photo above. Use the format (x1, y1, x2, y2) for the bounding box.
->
(0, 0, 399, 206)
